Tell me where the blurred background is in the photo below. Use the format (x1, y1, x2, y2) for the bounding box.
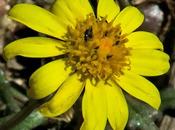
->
(0, 0, 175, 130)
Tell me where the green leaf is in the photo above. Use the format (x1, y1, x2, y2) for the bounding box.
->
(160, 87, 175, 111)
(126, 95, 159, 130)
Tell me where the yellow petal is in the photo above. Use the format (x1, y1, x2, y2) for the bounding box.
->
(97, 0, 120, 22)
(113, 6, 144, 34)
(106, 81, 128, 130)
(28, 60, 71, 99)
(39, 74, 84, 117)
(3, 37, 65, 60)
(52, 0, 93, 27)
(116, 71, 161, 109)
(129, 50, 170, 76)
(125, 31, 163, 50)
(9, 4, 66, 39)
(81, 80, 107, 130)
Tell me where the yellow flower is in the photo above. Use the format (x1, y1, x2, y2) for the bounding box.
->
(3, 0, 170, 130)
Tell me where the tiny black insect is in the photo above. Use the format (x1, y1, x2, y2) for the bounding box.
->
(115, 40, 120, 45)
(106, 54, 113, 59)
(94, 46, 99, 49)
(84, 27, 93, 41)
(104, 31, 108, 37)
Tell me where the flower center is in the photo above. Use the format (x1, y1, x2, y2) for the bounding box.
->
(63, 14, 131, 82)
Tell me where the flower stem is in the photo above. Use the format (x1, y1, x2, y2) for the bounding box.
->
(0, 92, 54, 130)
(13, 111, 46, 130)
(0, 100, 41, 130)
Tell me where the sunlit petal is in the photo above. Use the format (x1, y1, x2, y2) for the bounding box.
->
(116, 71, 161, 109)
(125, 31, 163, 50)
(52, 0, 93, 27)
(39, 74, 84, 117)
(80, 80, 107, 130)
(3, 37, 64, 60)
(129, 49, 170, 76)
(106, 81, 128, 130)
(9, 4, 66, 39)
(97, 0, 120, 22)
(113, 6, 144, 34)
(28, 60, 71, 99)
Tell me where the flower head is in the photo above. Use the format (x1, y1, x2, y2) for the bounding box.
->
(3, 0, 170, 130)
